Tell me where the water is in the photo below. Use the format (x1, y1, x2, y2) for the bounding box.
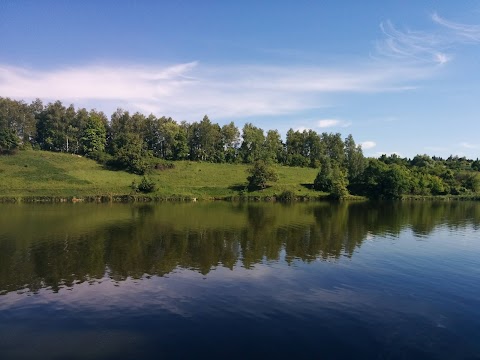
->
(0, 201, 479, 359)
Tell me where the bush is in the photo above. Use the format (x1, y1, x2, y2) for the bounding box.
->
(132, 176, 156, 193)
(0, 129, 19, 155)
(247, 160, 278, 190)
(278, 190, 295, 202)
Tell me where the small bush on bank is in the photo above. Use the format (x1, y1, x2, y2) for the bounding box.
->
(278, 190, 295, 202)
(131, 176, 156, 193)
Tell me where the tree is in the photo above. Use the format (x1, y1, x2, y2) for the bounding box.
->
(313, 156, 333, 192)
(313, 157, 349, 198)
(285, 129, 309, 167)
(247, 160, 278, 190)
(81, 112, 107, 158)
(329, 166, 349, 199)
(35, 101, 68, 151)
(0, 128, 19, 154)
(264, 129, 284, 163)
(239, 123, 265, 163)
(344, 134, 366, 183)
(112, 133, 152, 174)
(356, 160, 410, 199)
(222, 122, 240, 163)
(305, 130, 322, 167)
(322, 132, 345, 165)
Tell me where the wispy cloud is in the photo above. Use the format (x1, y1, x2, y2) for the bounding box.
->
(459, 142, 479, 149)
(432, 13, 480, 42)
(378, 13, 480, 65)
(378, 20, 450, 65)
(2, 13, 477, 121)
(0, 61, 430, 121)
(317, 119, 351, 128)
(360, 141, 376, 149)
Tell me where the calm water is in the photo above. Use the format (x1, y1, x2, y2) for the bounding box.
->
(0, 201, 479, 359)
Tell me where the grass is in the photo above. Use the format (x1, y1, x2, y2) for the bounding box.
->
(0, 150, 324, 200)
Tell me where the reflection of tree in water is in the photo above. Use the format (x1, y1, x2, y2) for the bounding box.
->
(0, 201, 479, 294)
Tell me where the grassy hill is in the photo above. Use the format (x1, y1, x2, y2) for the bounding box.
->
(0, 150, 323, 200)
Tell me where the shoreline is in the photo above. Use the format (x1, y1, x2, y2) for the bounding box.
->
(0, 194, 478, 204)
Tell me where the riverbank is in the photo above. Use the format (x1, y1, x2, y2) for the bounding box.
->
(1, 193, 478, 203)
(1, 151, 478, 203)
(0, 150, 324, 200)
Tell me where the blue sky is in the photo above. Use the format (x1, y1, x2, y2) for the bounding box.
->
(1, 1, 480, 158)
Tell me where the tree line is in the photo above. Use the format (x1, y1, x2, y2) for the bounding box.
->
(0, 97, 478, 198)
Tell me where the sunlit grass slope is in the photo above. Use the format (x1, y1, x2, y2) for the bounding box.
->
(0, 150, 321, 199)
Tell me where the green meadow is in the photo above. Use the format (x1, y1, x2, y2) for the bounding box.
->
(0, 150, 323, 200)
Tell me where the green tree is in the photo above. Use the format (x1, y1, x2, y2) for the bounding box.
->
(239, 123, 265, 163)
(0, 128, 19, 154)
(305, 130, 322, 168)
(322, 132, 345, 165)
(35, 100, 67, 151)
(264, 129, 284, 163)
(285, 129, 309, 167)
(112, 133, 152, 174)
(330, 166, 349, 199)
(81, 112, 107, 158)
(356, 160, 410, 199)
(221, 122, 240, 163)
(313, 156, 333, 192)
(247, 160, 278, 190)
(344, 134, 366, 183)
(313, 157, 349, 198)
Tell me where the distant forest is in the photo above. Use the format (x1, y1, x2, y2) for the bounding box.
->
(0, 97, 479, 198)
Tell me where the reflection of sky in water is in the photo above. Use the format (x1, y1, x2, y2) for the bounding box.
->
(1, 226, 479, 359)
(0, 202, 480, 359)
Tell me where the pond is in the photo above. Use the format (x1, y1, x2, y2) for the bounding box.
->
(0, 201, 479, 359)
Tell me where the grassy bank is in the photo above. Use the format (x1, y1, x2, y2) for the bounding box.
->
(0, 150, 329, 201)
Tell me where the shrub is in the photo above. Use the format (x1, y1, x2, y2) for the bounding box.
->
(132, 176, 156, 193)
(278, 190, 295, 202)
(247, 160, 278, 190)
(139, 176, 156, 193)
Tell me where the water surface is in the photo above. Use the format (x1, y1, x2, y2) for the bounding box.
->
(0, 201, 479, 359)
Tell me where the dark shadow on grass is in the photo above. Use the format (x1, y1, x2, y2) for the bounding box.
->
(301, 183, 314, 190)
(228, 183, 248, 192)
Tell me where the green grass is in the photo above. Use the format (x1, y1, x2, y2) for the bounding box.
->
(0, 150, 324, 199)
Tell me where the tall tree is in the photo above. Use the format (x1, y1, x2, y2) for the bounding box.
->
(35, 100, 67, 151)
(221, 122, 240, 163)
(264, 129, 284, 163)
(344, 134, 366, 183)
(81, 111, 107, 158)
(322, 132, 345, 165)
(285, 129, 308, 167)
(239, 123, 265, 163)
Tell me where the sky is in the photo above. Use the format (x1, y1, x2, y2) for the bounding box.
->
(1, 0, 480, 158)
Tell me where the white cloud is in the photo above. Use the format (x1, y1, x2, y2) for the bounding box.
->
(432, 13, 480, 42)
(317, 119, 351, 128)
(459, 142, 479, 149)
(0, 60, 433, 121)
(378, 13, 480, 65)
(378, 20, 450, 65)
(434, 52, 451, 65)
(360, 141, 376, 149)
(3, 13, 477, 121)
